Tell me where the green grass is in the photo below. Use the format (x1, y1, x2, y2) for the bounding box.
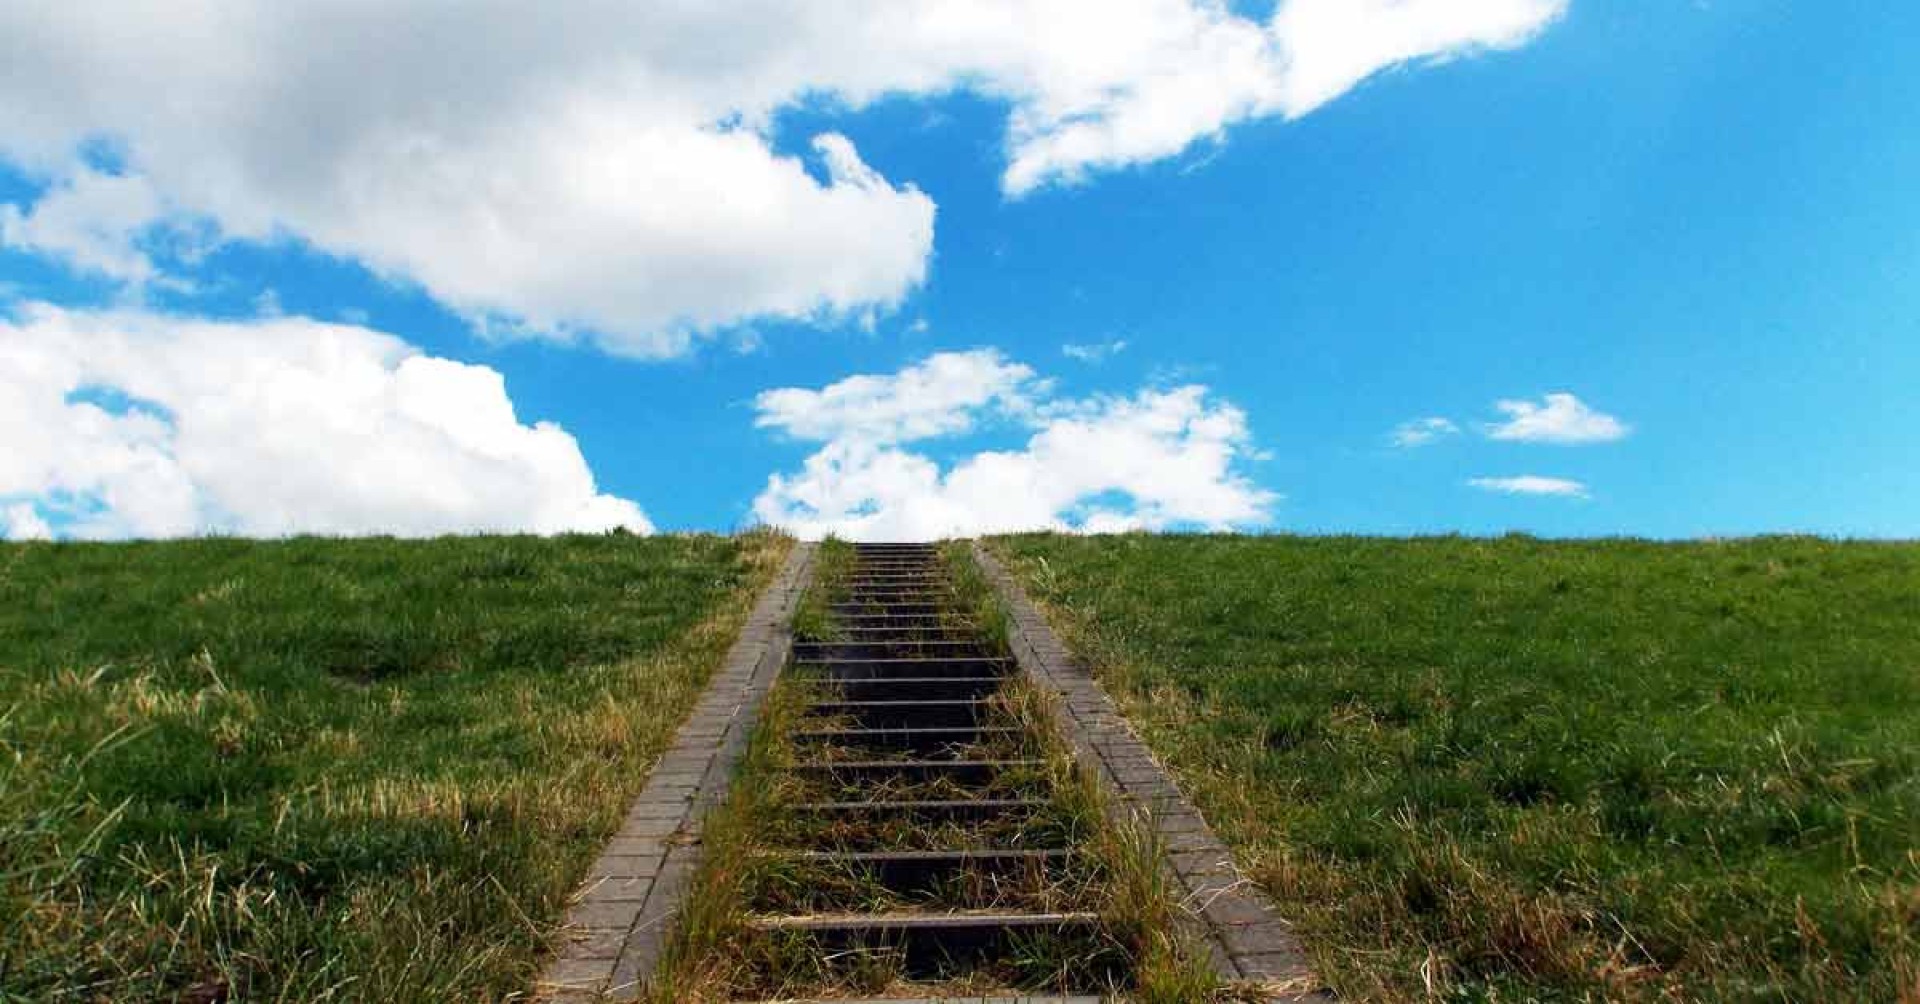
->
(0, 530, 789, 1002)
(990, 533, 1920, 1002)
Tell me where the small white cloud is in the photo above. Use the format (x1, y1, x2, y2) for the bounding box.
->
(1, 502, 53, 541)
(1468, 475, 1589, 498)
(0, 303, 651, 539)
(1483, 393, 1629, 444)
(1062, 339, 1128, 363)
(753, 353, 1276, 540)
(1390, 416, 1459, 448)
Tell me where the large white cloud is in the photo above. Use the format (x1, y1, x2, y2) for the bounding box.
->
(752, 351, 1276, 540)
(0, 1, 1565, 356)
(0, 303, 650, 540)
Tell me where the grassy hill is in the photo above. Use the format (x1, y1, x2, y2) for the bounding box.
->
(0, 531, 787, 1002)
(990, 534, 1919, 1002)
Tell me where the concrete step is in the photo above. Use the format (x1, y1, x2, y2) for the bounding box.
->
(789, 797, 1048, 823)
(794, 655, 1012, 679)
(794, 640, 995, 660)
(792, 759, 1042, 786)
(831, 602, 945, 615)
(807, 698, 990, 728)
(757, 848, 1076, 901)
(790, 727, 1022, 755)
(743, 911, 1111, 982)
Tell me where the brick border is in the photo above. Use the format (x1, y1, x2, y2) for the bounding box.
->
(537, 542, 815, 1002)
(972, 543, 1326, 1002)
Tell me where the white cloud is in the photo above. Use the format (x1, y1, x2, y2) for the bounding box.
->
(1062, 339, 1128, 363)
(1483, 392, 1629, 444)
(0, 303, 650, 539)
(754, 349, 1044, 445)
(1, 502, 53, 541)
(752, 352, 1276, 540)
(1468, 475, 1589, 498)
(0, 1, 1564, 355)
(1390, 415, 1459, 447)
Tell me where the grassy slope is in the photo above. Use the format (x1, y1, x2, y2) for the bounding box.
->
(990, 534, 1919, 1002)
(0, 531, 787, 1002)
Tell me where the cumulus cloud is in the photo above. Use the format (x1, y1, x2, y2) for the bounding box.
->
(1468, 475, 1589, 498)
(0, 1, 1564, 355)
(754, 349, 1044, 445)
(1390, 415, 1459, 447)
(752, 352, 1275, 540)
(0, 304, 650, 539)
(1483, 392, 1629, 444)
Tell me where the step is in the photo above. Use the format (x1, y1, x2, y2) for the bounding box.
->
(791, 727, 1022, 754)
(793, 640, 994, 660)
(741, 911, 1111, 982)
(807, 699, 990, 728)
(795, 656, 1012, 679)
(790, 797, 1048, 823)
(831, 602, 945, 615)
(824, 676, 1006, 701)
(834, 613, 948, 626)
(731, 996, 1106, 1004)
(830, 626, 977, 641)
(791, 759, 1041, 786)
(760, 848, 1076, 898)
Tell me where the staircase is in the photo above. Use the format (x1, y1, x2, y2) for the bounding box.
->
(731, 542, 1120, 1002)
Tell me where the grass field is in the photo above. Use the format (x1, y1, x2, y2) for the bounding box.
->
(990, 534, 1920, 1002)
(0, 531, 787, 1002)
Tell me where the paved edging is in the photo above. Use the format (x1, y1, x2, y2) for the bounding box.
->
(538, 541, 816, 1002)
(971, 542, 1323, 1001)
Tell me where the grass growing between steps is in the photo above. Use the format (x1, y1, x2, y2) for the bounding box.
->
(990, 533, 1920, 1002)
(789, 538, 855, 643)
(0, 530, 789, 1002)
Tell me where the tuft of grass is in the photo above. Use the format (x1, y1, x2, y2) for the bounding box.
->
(789, 537, 855, 643)
(991, 532, 1920, 1002)
(0, 529, 789, 1002)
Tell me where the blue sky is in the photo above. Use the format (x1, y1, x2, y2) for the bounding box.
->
(2, 2, 1915, 540)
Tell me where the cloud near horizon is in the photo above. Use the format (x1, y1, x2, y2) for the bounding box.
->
(0, 1, 1566, 357)
(751, 349, 1277, 540)
(0, 304, 650, 540)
